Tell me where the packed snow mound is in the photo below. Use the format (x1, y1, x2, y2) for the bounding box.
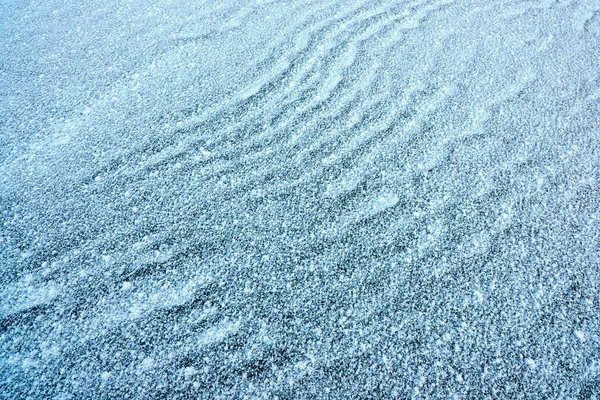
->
(2, 0, 600, 398)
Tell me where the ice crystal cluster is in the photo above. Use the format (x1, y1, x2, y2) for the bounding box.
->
(1, 0, 600, 398)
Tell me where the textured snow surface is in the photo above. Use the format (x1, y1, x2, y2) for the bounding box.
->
(2, 0, 600, 398)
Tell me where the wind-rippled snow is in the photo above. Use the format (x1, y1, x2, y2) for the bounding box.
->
(1, 0, 600, 398)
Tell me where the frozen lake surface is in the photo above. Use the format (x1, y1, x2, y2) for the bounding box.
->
(2, 0, 600, 397)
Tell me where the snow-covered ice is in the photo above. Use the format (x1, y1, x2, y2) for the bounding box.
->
(1, 0, 600, 398)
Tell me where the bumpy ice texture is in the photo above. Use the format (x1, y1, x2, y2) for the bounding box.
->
(1, 0, 600, 398)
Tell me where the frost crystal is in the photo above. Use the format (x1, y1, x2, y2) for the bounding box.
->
(1, 0, 600, 398)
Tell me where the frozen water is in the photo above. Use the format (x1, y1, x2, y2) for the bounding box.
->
(1, 0, 600, 398)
